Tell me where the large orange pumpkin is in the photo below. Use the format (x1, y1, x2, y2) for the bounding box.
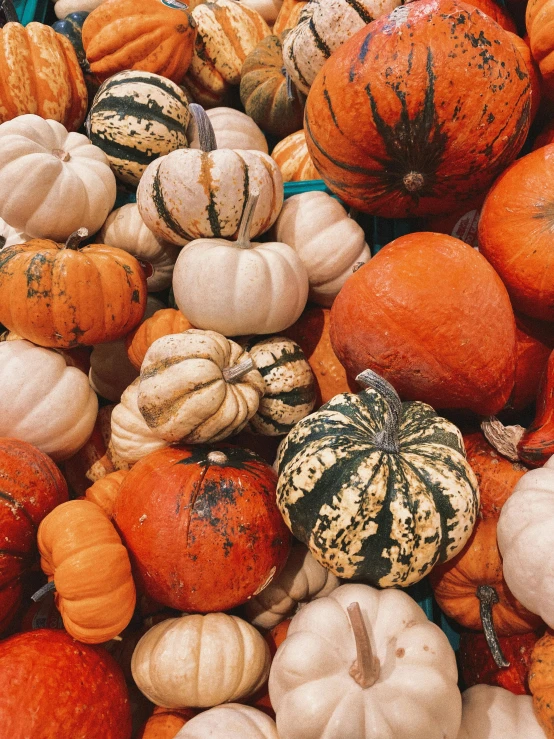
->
(113, 445, 291, 613)
(304, 0, 531, 217)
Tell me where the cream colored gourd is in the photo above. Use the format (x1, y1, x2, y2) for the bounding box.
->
(53, 0, 106, 18)
(110, 378, 169, 464)
(137, 105, 282, 245)
(172, 192, 309, 336)
(497, 455, 554, 628)
(131, 613, 271, 708)
(187, 106, 269, 153)
(274, 191, 370, 306)
(137, 330, 265, 443)
(0, 217, 29, 249)
(176, 705, 279, 738)
(239, 0, 283, 24)
(244, 543, 340, 629)
(457, 685, 547, 739)
(269, 582, 462, 739)
(0, 340, 98, 460)
(0, 115, 116, 241)
(98, 204, 181, 292)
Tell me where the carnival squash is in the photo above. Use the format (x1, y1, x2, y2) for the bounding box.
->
(273, 0, 306, 33)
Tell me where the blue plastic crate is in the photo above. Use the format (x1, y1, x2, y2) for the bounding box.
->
(13, 0, 48, 24)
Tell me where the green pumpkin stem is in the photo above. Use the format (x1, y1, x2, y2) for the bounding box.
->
(222, 357, 255, 383)
(356, 370, 401, 453)
(64, 228, 89, 250)
(235, 190, 259, 249)
(477, 585, 510, 669)
(347, 602, 380, 688)
(188, 103, 217, 153)
(31, 580, 56, 602)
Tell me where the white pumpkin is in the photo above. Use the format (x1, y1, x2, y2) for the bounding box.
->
(0, 217, 29, 249)
(53, 0, 106, 18)
(269, 582, 462, 739)
(201, 107, 269, 153)
(172, 192, 309, 336)
(497, 455, 554, 628)
(273, 191, 370, 306)
(244, 543, 340, 629)
(131, 613, 271, 708)
(110, 378, 168, 464)
(0, 115, 116, 241)
(457, 685, 547, 739)
(98, 204, 181, 292)
(176, 705, 279, 739)
(0, 340, 98, 461)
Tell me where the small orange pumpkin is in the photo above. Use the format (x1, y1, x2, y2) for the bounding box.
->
(85, 470, 130, 519)
(125, 308, 193, 371)
(136, 707, 198, 739)
(529, 631, 554, 737)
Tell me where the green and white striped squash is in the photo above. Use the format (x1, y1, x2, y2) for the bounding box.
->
(246, 337, 316, 436)
(86, 70, 191, 186)
(276, 369, 479, 587)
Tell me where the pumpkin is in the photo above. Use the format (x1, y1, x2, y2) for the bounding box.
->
(82, 0, 197, 83)
(240, 34, 305, 140)
(137, 707, 198, 739)
(52, 11, 101, 98)
(282, 0, 402, 96)
(498, 457, 554, 629)
(457, 685, 546, 739)
(304, 0, 531, 218)
(245, 336, 316, 436)
(276, 369, 479, 586)
(514, 349, 554, 465)
(176, 705, 278, 738)
(0, 21, 87, 131)
(0, 439, 68, 634)
(126, 309, 194, 371)
(111, 378, 169, 464)
(240, 0, 283, 24)
(243, 542, 340, 629)
(269, 582, 462, 739)
(190, 107, 269, 153)
(509, 33, 542, 123)
(132, 613, 270, 708)
(113, 444, 291, 612)
(0, 229, 147, 349)
(0, 629, 132, 738)
(534, 120, 554, 150)
(466, 0, 517, 29)
(330, 232, 517, 416)
(171, 191, 308, 336)
(184, 0, 270, 108)
(273, 191, 370, 306)
(138, 330, 265, 443)
(271, 130, 318, 181)
(85, 469, 129, 519)
(511, 316, 554, 413)
(0, 217, 28, 249)
(530, 632, 554, 737)
(37, 499, 136, 643)
(527, 0, 554, 98)
(0, 340, 97, 460)
(0, 114, 116, 241)
(273, 0, 306, 33)
(53, 0, 104, 20)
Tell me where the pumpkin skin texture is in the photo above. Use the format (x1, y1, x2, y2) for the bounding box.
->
(518, 350, 554, 466)
(176, 705, 278, 738)
(85, 469, 129, 519)
(330, 232, 517, 416)
(111, 378, 169, 464)
(199, 107, 269, 153)
(457, 685, 546, 739)
(276, 371, 479, 586)
(466, 0, 517, 30)
(0, 439, 68, 634)
(0, 629, 132, 739)
(271, 130, 318, 182)
(304, 0, 531, 218)
(273, 0, 306, 34)
(113, 444, 291, 612)
(529, 632, 554, 737)
(126, 308, 194, 371)
(509, 33, 542, 124)
(527, 0, 554, 99)
(137, 707, 197, 739)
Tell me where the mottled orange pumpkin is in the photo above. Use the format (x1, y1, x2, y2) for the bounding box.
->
(465, 0, 517, 30)
(530, 632, 554, 737)
(125, 308, 193, 371)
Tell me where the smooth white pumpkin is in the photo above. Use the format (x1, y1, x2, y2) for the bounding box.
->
(204, 107, 269, 153)
(273, 191, 370, 306)
(244, 543, 340, 629)
(0, 340, 98, 460)
(0, 217, 29, 249)
(269, 582, 462, 739)
(0, 115, 116, 241)
(110, 378, 168, 464)
(457, 685, 547, 739)
(131, 613, 271, 708)
(176, 704, 279, 739)
(98, 203, 181, 292)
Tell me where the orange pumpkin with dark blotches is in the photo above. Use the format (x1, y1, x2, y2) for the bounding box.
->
(125, 308, 193, 371)
(113, 445, 291, 613)
(304, 0, 531, 217)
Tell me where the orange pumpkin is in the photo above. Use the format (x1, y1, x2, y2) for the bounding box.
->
(125, 308, 193, 371)
(136, 707, 198, 739)
(0, 230, 147, 349)
(465, 0, 517, 30)
(534, 120, 554, 150)
(518, 349, 554, 466)
(509, 33, 542, 123)
(530, 632, 554, 737)
(527, 0, 554, 99)
(85, 470, 130, 519)
(511, 313, 554, 412)
(271, 131, 319, 182)
(273, 0, 307, 34)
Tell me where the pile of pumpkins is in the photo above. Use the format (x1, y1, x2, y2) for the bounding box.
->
(3, 0, 554, 735)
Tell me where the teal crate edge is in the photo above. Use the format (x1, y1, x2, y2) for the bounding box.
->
(13, 0, 48, 24)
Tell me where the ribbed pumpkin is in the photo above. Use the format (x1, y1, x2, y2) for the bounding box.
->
(273, 0, 306, 33)
(85, 469, 129, 519)
(126, 308, 194, 370)
(240, 34, 305, 139)
(304, 0, 531, 218)
(527, 0, 554, 98)
(113, 444, 291, 612)
(276, 369, 479, 586)
(271, 130, 318, 181)
(0, 21, 87, 131)
(82, 0, 197, 83)
(529, 633, 554, 737)
(0, 230, 147, 348)
(137, 707, 197, 739)
(87, 71, 191, 186)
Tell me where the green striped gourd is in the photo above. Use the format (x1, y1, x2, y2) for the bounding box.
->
(276, 369, 479, 587)
(86, 70, 191, 186)
(247, 337, 316, 436)
(282, 0, 404, 95)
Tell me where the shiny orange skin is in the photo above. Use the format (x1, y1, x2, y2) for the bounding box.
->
(512, 316, 554, 412)
(330, 232, 517, 415)
(0, 629, 132, 739)
(113, 444, 291, 612)
(136, 707, 198, 739)
(125, 308, 193, 371)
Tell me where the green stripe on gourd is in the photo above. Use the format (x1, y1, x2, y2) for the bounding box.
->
(276, 369, 479, 587)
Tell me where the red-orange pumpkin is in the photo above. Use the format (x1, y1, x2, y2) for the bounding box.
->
(113, 445, 291, 613)
(511, 314, 554, 412)
(136, 707, 198, 739)
(465, 0, 517, 30)
(304, 0, 531, 217)
(517, 349, 554, 466)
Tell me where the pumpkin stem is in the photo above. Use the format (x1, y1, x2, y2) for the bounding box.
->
(207, 451, 228, 465)
(347, 602, 380, 689)
(51, 148, 71, 162)
(285, 71, 295, 102)
(235, 190, 259, 249)
(64, 228, 89, 250)
(476, 585, 510, 669)
(0, 0, 19, 22)
(481, 416, 525, 463)
(356, 370, 401, 453)
(223, 357, 255, 383)
(403, 172, 425, 193)
(31, 580, 56, 602)
(188, 103, 217, 153)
